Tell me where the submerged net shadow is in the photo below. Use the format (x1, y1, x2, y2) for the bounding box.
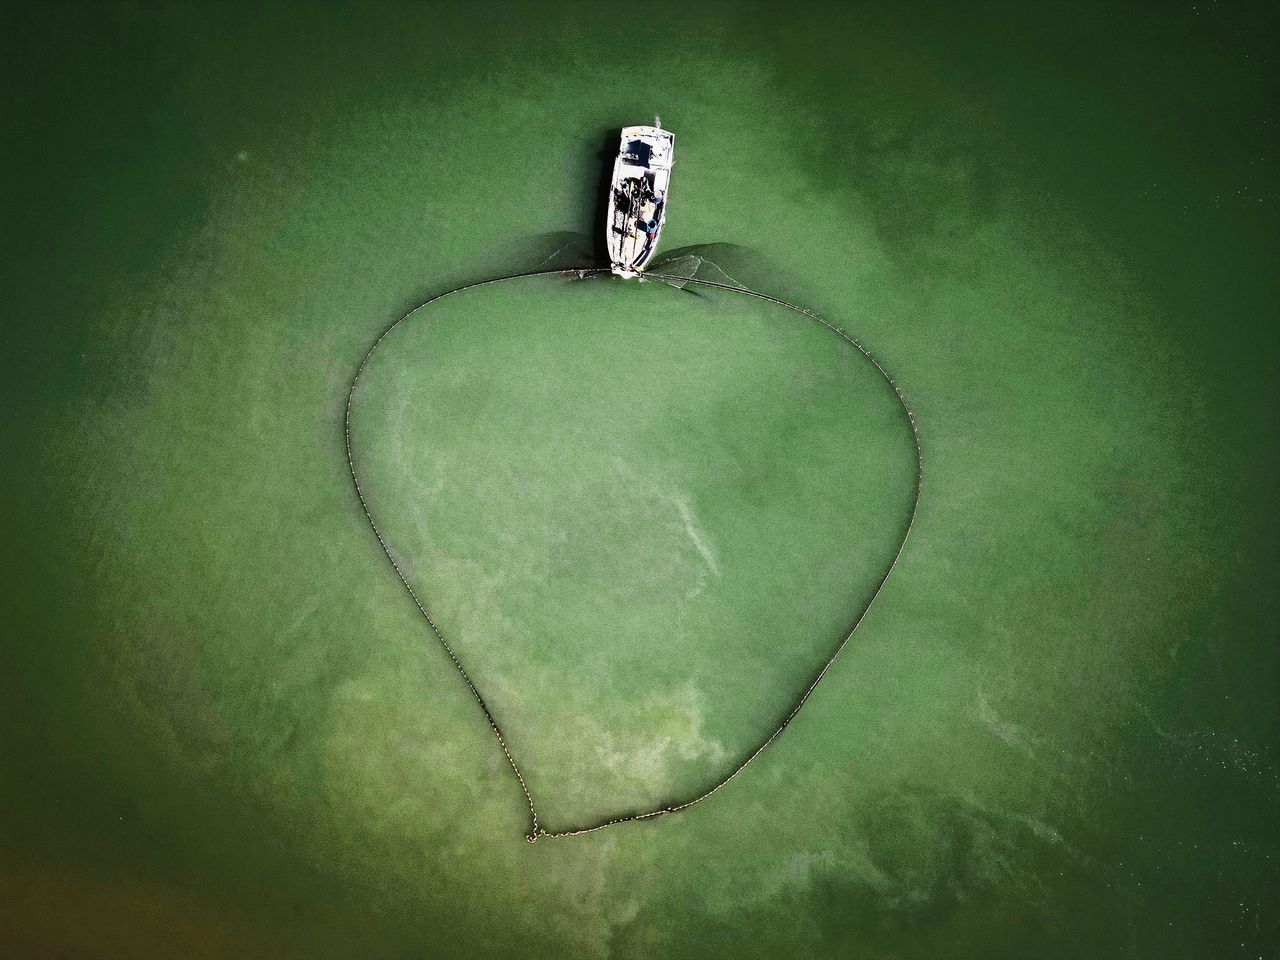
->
(648, 253, 749, 291)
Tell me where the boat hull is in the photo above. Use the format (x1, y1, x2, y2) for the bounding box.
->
(606, 124, 674, 277)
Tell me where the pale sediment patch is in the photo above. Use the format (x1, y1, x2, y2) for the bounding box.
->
(667, 492, 721, 578)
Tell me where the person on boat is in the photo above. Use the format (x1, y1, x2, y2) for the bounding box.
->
(645, 198, 664, 238)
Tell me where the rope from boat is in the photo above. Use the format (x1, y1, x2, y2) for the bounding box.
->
(343, 267, 924, 842)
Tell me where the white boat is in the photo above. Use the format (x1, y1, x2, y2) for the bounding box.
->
(606, 118, 674, 277)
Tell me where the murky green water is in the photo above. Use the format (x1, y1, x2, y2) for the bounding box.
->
(2, 2, 1276, 957)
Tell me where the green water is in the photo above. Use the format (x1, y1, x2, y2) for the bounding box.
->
(2, 2, 1276, 957)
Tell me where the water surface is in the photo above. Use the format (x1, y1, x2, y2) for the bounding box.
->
(2, 2, 1276, 957)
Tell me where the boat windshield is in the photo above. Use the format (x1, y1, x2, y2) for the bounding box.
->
(624, 140, 652, 167)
